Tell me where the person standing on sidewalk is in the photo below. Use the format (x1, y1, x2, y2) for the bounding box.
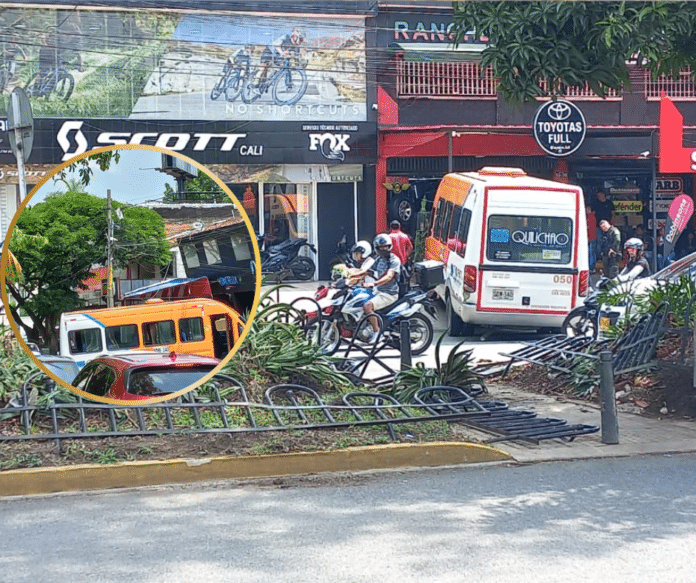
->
(388, 220, 414, 295)
(388, 220, 413, 265)
(598, 219, 622, 278)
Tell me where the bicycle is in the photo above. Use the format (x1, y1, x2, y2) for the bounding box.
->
(242, 55, 307, 106)
(0, 58, 14, 93)
(210, 52, 251, 102)
(25, 66, 74, 101)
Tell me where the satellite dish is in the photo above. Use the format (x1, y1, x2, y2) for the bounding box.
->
(192, 221, 205, 231)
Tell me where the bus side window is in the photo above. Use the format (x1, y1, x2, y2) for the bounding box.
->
(431, 199, 445, 238)
(179, 317, 205, 342)
(437, 201, 454, 244)
(142, 320, 176, 346)
(105, 324, 139, 350)
(456, 209, 472, 258)
(446, 205, 462, 251)
(68, 328, 103, 354)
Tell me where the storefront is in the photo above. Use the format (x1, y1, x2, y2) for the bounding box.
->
(0, 4, 377, 279)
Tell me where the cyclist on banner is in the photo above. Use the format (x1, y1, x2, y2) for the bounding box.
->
(32, 29, 84, 97)
(253, 27, 305, 88)
(0, 30, 27, 91)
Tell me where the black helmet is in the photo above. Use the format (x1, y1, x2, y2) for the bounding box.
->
(373, 233, 392, 257)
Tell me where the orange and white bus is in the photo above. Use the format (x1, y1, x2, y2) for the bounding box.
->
(59, 298, 244, 368)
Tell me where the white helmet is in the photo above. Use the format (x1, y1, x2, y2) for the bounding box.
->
(351, 240, 372, 260)
(624, 237, 643, 251)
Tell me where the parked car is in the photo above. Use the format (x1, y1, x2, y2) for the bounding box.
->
(70, 353, 223, 401)
(35, 354, 81, 386)
(387, 178, 441, 233)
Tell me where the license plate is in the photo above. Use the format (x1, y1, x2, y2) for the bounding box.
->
(492, 289, 514, 301)
(600, 316, 611, 331)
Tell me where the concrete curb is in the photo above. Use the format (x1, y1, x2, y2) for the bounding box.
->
(0, 442, 511, 497)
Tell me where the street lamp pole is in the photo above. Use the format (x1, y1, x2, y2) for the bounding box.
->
(106, 189, 114, 308)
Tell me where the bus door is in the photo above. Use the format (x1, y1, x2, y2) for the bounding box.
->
(209, 314, 231, 359)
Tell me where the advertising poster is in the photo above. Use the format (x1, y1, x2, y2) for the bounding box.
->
(0, 8, 366, 122)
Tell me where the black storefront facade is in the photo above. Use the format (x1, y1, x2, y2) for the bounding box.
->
(0, 1, 378, 280)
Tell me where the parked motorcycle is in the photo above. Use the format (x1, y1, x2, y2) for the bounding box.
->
(255, 235, 317, 280)
(562, 277, 632, 339)
(304, 278, 437, 356)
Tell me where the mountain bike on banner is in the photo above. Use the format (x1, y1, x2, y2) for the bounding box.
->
(210, 45, 252, 102)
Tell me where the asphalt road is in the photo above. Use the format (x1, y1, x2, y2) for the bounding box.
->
(3, 454, 694, 582)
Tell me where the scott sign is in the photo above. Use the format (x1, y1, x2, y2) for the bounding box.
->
(57, 121, 248, 161)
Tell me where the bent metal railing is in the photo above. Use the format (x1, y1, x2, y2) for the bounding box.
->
(0, 376, 599, 447)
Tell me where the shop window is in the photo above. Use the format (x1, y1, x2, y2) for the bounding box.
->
(263, 184, 310, 245)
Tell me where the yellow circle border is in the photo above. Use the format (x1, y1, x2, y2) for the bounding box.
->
(0, 144, 262, 406)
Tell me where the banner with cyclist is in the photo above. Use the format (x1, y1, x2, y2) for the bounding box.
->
(0, 7, 366, 122)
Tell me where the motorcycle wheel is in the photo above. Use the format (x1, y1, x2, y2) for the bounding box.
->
(308, 319, 341, 355)
(289, 256, 315, 280)
(562, 307, 596, 338)
(389, 313, 433, 356)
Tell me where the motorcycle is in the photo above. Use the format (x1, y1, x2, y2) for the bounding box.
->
(255, 235, 317, 281)
(304, 278, 437, 356)
(562, 276, 634, 339)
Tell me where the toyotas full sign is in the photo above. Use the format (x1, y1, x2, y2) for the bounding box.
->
(533, 100, 586, 157)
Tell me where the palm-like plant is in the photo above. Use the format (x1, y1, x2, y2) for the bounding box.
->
(391, 331, 482, 403)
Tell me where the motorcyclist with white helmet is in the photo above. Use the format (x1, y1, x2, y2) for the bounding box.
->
(345, 240, 375, 285)
(616, 237, 651, 282)
(361, 233, 401, 342)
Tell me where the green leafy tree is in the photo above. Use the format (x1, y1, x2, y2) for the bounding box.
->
(163, 171, 226, 203)
(54, 151, 121, 187)
(451, 1, 696, 106)
(7, 191, 171, 352)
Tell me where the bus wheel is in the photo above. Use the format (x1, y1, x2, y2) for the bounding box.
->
(447, 293, 473, 337)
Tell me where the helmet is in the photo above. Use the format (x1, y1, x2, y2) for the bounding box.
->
(331, 263, 350, 281)
(351, 240, 372, 261)
(624, 237, 643, 251)
(373, 233, 392, 257)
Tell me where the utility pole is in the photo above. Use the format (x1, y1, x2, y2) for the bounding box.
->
(106, 189, 114, 308)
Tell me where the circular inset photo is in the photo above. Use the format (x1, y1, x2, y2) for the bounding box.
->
(0, 144, 261, 405)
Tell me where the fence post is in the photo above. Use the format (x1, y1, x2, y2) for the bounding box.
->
(400, 319, 412, 371)
(599, 350, 619, 444)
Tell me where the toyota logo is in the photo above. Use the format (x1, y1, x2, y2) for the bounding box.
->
(547, 101, 572, 121)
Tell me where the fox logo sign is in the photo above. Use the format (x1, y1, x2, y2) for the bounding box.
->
(308, 132, 350, 161)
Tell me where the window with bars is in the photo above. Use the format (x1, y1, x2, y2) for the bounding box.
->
(396, 60, 497, 99)
(645, 67, 696, 100)
(395, 59, 623, 100)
